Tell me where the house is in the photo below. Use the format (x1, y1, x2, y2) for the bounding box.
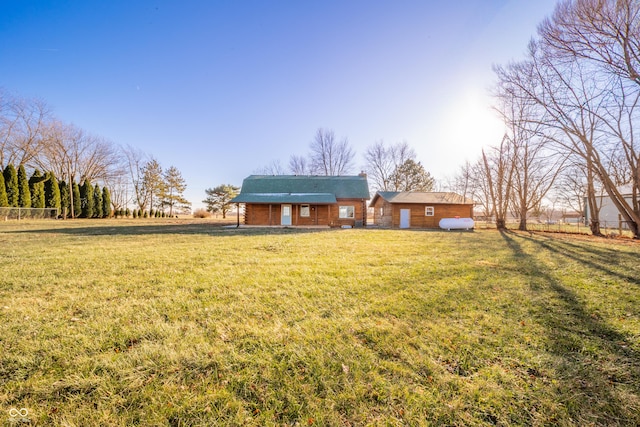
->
(231, 175, 370, 227)
(370, 191, 474, 229)
(585, 189, 635, 230)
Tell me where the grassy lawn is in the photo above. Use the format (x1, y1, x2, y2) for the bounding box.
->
(1, 219, 639, 426)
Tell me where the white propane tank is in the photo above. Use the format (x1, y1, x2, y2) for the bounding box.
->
(439, 217, 475, 230)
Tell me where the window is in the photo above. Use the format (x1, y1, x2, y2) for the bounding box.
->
(339, 205, 355, 219)
(425, 206, 434, 216)
(300, 204, 310, 217)
(379, 207, 384, 217)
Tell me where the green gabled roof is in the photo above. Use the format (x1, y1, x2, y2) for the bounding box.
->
(231, 175, 370, 204)
(231, 193, 337, 204)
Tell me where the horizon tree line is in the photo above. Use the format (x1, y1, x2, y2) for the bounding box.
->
(1, 89, 191, 217)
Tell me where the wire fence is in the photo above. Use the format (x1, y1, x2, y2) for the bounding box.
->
(0, 207, 59, 220)
(474, 220, 635, 238)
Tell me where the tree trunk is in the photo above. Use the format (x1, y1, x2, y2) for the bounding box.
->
(518, 217, 527, 231)
(518, 205, 528, 231)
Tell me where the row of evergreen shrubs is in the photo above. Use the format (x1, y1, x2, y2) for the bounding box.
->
(1, 163, 111, 218)
(2, 163, 179, 219)
(113, 208, 176, 218)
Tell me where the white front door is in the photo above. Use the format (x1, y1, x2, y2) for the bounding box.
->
(400, 209, 410, 229)
(281, 204, 292, 226)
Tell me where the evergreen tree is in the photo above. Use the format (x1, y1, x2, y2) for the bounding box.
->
(132, 209, 137, 218)
(80, 179, 94, 218)
(29, 170, 46, 209)
(102, 187, 112, 218)
(141, 159, 164, 216)
(125, 207, 130, 218)
(0, 171, 7, 207)
(59, 181, 70, 218)
(44, 172, 61, 212)
(17, 165, 31, 208)
(4, 164, 19, 207)
(72, 181, 81, 218)
(390, 159, 435, 192)
(138, 208, 142, 218)
(93, 183, 103, 218)
(162, 166, 190, 216)
(203, 184, 239, 219)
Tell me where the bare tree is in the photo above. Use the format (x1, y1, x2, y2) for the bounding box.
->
(255, 159, 286, 175)
(309, 128, 355, 176)
(123, 145, 150, 211)
(364, 140, 394, 191)
(0, 90, 51, 168)
(448, 160, 474, 200)
(599, 76, 640, 218)
(494, 76, 566, 230)
(288, 154, 309, 175)
(535, 0, 640, 237)
(539, 0, 640, 85)
(481, 136, 516, 230)
(469, 158, 494, 220)
(37, 121, 81, 217)
(37, 121, 120, 183)
(364, 140, 416, 192)
(495, 43, 611, 235)
(552, 156, 611, 228)
(104, 173, 131, 213)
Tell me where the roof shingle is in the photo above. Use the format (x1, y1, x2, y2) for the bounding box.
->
(231, 175, 370, 204)
(371, 191, 474, 205)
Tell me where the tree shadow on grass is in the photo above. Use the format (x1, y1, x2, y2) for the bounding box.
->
(519, 232, 640, 286)
(499, 230, 640, 424)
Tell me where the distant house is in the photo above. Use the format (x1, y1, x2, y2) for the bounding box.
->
(231, 175, 370, 227)
(370, 191, 474, 229)
(585, 190, 635, 229)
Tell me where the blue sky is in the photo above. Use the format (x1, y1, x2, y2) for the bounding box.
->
(1, 0, 558, 209)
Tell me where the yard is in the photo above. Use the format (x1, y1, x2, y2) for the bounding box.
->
(1, 219, 639, 426)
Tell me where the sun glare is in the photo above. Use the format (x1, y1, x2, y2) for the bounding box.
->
(447, 90, 505, 150)
(418, 89, 505, 178)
